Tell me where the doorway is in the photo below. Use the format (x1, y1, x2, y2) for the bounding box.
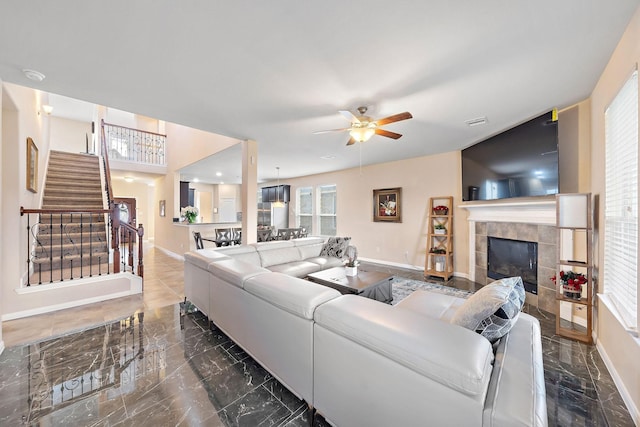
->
(114, 197, 137, 243)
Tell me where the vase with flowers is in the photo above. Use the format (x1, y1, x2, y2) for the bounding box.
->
(345, 245, 359, 276)
(181, 206, 199, 224)
(551, 270, 587, 300)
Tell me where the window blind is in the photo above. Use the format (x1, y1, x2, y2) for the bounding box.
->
(604, 69, 638, 330)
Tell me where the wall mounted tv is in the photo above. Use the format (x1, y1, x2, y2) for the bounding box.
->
(461, 111, 558, 201)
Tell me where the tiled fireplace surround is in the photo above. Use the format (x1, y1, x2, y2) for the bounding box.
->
(463, 198, 557, 314)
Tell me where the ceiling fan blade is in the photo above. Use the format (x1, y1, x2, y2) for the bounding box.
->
(339, 110, 360, 123)
(375, 112, 413, 126)
(346, 136, 357, 146)
(375, 128, 402, 140)
(313, 128, 350, 134)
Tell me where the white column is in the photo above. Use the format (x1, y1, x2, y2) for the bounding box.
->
(241, 139, 258, 244)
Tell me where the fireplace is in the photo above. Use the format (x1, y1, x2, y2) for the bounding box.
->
(487, 237, 538, 294)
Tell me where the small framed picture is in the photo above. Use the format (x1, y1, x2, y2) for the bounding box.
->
(373, 187, 402, 223)
(26, 137, 38, 193)
(159, 200, 166, 217)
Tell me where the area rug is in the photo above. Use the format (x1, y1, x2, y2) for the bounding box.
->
(391, 277, 472, 306)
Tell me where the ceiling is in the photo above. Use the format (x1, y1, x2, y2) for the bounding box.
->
(1, 1, 638, 184)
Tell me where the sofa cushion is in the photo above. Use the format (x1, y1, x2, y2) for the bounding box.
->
(184, 249, 231, 270)
(207, 259, 270, 288)
(451, 277, 525, 343)
(267, 261, 323, 278)
(305, 256, 344, 270)
(244, 272, 340, 319)
(256, 241, 302, 267)
(395, 290, 467, 323)
(319, 236, 351, 258)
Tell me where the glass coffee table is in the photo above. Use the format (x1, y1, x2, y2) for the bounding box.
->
(306, 266, 393, 303)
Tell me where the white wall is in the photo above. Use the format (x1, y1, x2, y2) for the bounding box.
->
(0, 78, 4, 353)
(282, 151, 468, 273)
(1, 82, 52, 315)
(50, 116, 92, 153)
(591, 5, 640, 423)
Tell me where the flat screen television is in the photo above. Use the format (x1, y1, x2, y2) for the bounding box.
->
(461, 111, 558, 201)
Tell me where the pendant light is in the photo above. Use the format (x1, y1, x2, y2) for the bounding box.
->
(272, 167, 285, 207)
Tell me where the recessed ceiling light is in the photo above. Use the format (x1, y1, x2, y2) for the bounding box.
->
(193, 178, 199, 183)
(23, 69, 46, 82)
(320, 155, 336, 160)
(124, 176, 134, 183)
(216, 172, 222, 176)
(465, 116, 488, 127)
(220, 181, 225, 185)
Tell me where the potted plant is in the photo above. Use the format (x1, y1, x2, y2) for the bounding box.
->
(181, 206, 199, 223)
(434, 224, 446, 234)
(551, 270, 587, 300)
(345, 246, 359, 276)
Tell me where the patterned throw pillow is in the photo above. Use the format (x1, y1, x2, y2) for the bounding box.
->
(319, 237, 351, 258)
(450, 277, 526, 343)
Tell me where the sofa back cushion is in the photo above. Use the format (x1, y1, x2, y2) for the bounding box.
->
(256, 240, 302, 267)
(293, 237, 325, 259)
(244, 272, 340, 319)
(207, 259, 269, 288)
(215, 245, 261, 265)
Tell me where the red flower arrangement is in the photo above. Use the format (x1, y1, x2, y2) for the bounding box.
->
(551, 270, 587, 299)
(433, 205, 449, 215)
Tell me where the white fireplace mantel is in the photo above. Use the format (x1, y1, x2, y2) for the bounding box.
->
(460, 198, 557, 283)
(460, 198, 557, 225)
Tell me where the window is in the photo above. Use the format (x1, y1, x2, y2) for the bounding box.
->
(296, 186, 313, 233)
(295, 184, 337, 236)
(604, 69, 638, 331)
(318, 185, 337, 236)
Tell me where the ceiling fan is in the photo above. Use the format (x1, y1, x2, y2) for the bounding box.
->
(314, 106, 413, 145)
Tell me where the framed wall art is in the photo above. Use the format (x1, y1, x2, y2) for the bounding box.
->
(373, 187, 402, 222)
(26, 137, 38, 193)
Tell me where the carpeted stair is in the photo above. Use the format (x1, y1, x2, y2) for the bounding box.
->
(30, 151, 110, 282)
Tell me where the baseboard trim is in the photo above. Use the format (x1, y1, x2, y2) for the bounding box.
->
(596, 340, 640, 425)
(359, 257, 468, 280)
(3, 274, 142, 321)
(155, 246, 185, 261)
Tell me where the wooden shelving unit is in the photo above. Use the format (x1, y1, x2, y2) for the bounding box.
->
(424, 196, 453, 280)
(555, 193, 593, 344)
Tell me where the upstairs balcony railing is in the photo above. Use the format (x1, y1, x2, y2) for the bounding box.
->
(101, 119, 166, 166)
(21, 205, 144, 286)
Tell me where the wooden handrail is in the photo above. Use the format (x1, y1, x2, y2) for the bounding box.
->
(21, 207, 111, 215)
(102, 120, 167, 138)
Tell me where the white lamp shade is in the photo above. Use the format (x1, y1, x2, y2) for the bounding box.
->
(558, 194, 589, 228)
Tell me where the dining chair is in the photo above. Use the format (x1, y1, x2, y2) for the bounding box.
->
(193, 231, 204, 250)
(232, 227, 242, 245)
(215, 228, 232, 247)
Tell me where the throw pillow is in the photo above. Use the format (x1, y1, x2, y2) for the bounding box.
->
(450, 276, 526, 343)
(319, 237, 351, 258)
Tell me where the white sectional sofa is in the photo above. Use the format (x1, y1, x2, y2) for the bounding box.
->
(183, 240, 547, 427)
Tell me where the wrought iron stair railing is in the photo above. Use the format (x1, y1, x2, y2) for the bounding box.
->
(21, 206, 144, 286)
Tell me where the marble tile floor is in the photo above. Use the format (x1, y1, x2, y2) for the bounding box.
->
(0, 249, 635, 426)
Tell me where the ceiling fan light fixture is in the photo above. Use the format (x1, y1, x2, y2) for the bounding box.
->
(349, 123, 376, 142)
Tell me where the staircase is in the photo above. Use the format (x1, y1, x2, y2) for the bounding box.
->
(31, 151, 110, 282)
